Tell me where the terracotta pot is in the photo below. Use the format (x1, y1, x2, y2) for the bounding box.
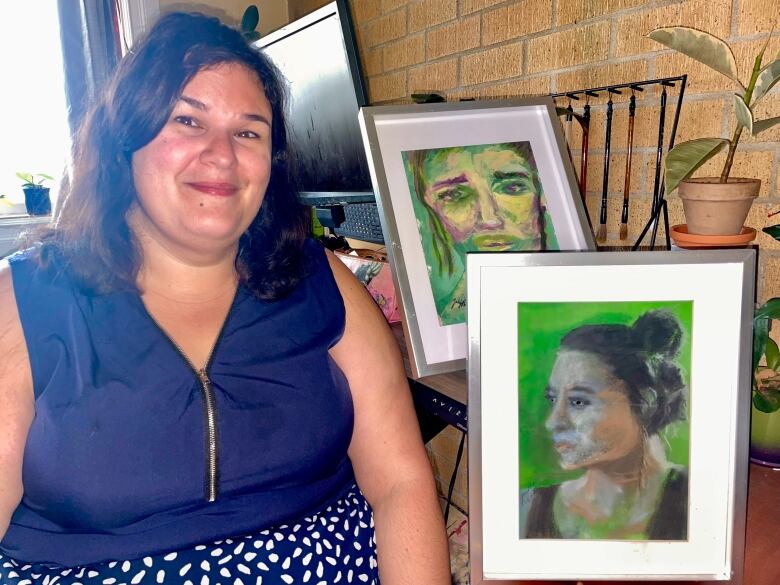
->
(669, 224, 756, 249)
(678, 177, 760, 236)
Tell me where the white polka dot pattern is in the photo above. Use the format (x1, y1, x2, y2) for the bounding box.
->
(0, 486, 378, 585)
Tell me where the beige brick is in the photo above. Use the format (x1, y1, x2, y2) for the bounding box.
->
(382, 34, 425, 71)
(760, 255, 780, 303)
(368, 70, 407, 102)
(363, 9, 407, 47)
(382, 0, 410, 12)
(482, 0, 553, 46)
(409, 0, 458, 33)
(351, 0, 382, 22)
(461, 41, 524, 85)
(654, 51, 735, 94)
(615, 0, 731, 58)
(409, 58, 459, 92)
(557, 0, 645, 26)
(461, 0, 505, 15)
(528, 21, 610, 73)
(362, 48, 383, 76)
(449, 75, 551, 99)
(692, 150, 774, 196)
(556, 60, 649, 94)
(738, 0, 779, 36)
(674, 99, 725, 145)
(427, 15, 480, 60)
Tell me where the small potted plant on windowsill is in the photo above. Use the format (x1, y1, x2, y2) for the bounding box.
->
(17, 172, 53, 216)
(648, 27, 780, 237)
(751, 298, 780, 468)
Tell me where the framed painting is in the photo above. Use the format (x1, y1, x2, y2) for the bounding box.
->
(358, 98, 595, 378)
(467, 250, 755, 582)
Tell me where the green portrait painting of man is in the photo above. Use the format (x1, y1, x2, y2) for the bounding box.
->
(517, 301, 692, 541)
(402, 142, 559, 326)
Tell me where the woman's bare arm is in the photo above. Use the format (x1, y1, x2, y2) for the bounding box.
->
(326, 251, 451, 585)
(0, 261, 34, 540)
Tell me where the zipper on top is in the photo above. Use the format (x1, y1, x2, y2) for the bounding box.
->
(138, 289, 238, 503)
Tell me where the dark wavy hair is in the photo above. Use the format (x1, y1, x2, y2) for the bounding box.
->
(35, 12, 308, 299)
(560, 309, 687, 435)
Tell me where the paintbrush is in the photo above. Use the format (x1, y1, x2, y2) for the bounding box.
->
(579, 103, 590, 202)
(620, 94, 637, 240)
(596, 95, 615, 244)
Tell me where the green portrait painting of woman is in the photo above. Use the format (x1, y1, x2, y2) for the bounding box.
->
(517, 301, 692, 541)
(402, 142, 559, 326)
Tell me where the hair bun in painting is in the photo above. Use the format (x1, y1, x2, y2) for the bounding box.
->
(631, 309, 682, 359)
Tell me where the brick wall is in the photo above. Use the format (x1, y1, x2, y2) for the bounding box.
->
(296, 0, 779, 513)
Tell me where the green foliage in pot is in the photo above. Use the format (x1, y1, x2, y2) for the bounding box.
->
(17, 172, 54, 188)
(647, 27, 780, 194)
(753, 298, 780, 413)
(241, 5, 261, 42)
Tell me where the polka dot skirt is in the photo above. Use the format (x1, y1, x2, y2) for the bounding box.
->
(0, 485, 379, 585)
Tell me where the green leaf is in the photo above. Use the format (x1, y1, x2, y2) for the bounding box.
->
(38, 173, 54, 181)
(756, 298, 780, 320)
(752, 58, 780, 103)
(766, 337, 780, 370)
(753, 115, 780, 135)
(753, 387, 780, 413)
(753, 315, 769, 371)
(763, 224, 780, 240)
(733, 94, 753, 134)
(648, 27, 743, 89)
(241, 5, 259, 33)
(664, 138, 729, 195)
(15, 172, 33, 184)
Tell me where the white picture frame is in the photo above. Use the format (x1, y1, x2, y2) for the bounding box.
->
(359, 98, 595, 378)
(467, 250, 754, 583)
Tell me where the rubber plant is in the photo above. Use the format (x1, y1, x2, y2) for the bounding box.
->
(647, 27, 780, 195)
(753, 298, 780, 413)
(241, 5, 261, 42)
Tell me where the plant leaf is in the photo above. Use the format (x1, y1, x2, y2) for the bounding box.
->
(752, 58, 780, 103)
(241, 5, 259, 33)
(664, 138, 729, 195)
(767, 337, 780, 370)
(733, 94, 753, 133)
(648, 27, 743, 89)
(763, 224, 780, 240)
(756, 298, 780, 320)
(38, 173, 54, 181)
(753, 387, 780, 413)
(754, 315, 769, 372)
(753, 115, 780, 135)
(16, 172, 32, 184)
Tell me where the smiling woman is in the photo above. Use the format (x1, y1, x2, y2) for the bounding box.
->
(0, 11, 449, 585)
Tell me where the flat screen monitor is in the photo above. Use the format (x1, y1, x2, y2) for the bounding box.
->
(255, 1, 374, 206)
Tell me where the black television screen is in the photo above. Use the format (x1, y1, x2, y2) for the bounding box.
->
(256, 0, 374, 205)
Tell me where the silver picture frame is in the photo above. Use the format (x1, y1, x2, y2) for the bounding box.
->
(467, 249, 754, 582)
(359, 97, 596, 378)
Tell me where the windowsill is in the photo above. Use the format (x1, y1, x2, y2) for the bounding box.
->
(0, 213, 51, 226)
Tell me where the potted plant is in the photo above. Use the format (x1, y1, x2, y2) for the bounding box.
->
(648, 27, 780, 235)
(16, 172, 53, 216)
(751, 298, 780, 468)
(241, 5, 261, 42)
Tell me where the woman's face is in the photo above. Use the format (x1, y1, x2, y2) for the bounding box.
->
(544, 350, 642, 471)
(131, 63, 273, 256)
(420, 144, 542, 252)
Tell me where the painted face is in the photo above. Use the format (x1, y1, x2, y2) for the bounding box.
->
(131, 63, 273, 255)
(421, 144, 542, 252)
(544, 350, 642, 471)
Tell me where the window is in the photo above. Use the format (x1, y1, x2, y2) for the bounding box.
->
(0, 4, 70, 215)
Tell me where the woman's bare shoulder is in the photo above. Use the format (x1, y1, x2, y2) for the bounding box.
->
(0, 258, 33, 395)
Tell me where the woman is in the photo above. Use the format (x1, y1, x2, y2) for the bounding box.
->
(0, 12, 450, 585)
(520, 309, 689, 540)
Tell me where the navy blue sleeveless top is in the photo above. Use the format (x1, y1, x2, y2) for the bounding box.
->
(1, 239, 356, 567)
